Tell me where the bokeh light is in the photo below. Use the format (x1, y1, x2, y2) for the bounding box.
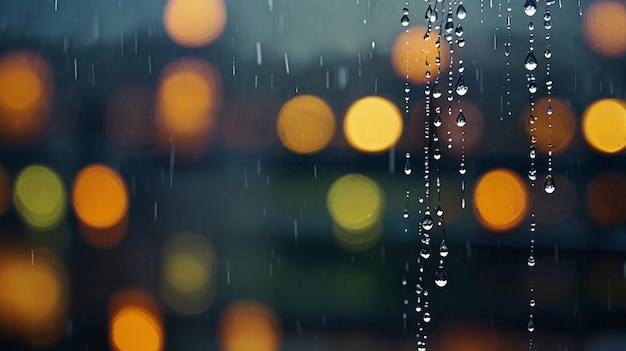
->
(163, 0, 227, 48)
(72, 164, 129, 230)
(587, 172, 626, 227)
(105, 85, 155, 148)
(436, 323, 499, 351)
(160, 232, 217, 315)
(582, 98, 626, 153)
(217, 300, 282, 351)
(108, 290, 163, 351)
(0, 50, 53, 145)
(156, 58, 222, 156)
(276, 95, 336, 154)
(408, 99, 484, 155)
(473, 168, 528, 232)
(13, 165, 66, 229)
(522, 97, 576, 154)
(0, 247, 69, 345)
(344, 96, 402, 153)
(582, 0, 626, 57)
(391, 26, 450, 84)
(0, 163, 10, 217)
(327, 174, 384, 232)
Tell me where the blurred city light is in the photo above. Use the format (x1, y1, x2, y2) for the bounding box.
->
(277, 95, 336, 154)
(582, 98, 626, 154)
(217, 300, 281, 351)
(581, 0, 626, 57)
(13, 165, 66, 230)
(327, 174, 383, 232)
(391, 26, 449, 84)
(522, 97, 576, 154)
(344, 96, 402, 153)
(108, 290, 164, 351)
(473, 168, 528, 232)
(163, 0, 227, 48)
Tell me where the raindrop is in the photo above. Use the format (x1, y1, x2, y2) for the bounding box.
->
(403, 7, 409, 15)
(544, 48, 552, 59)
(401, 15, 410, 27)
(420, 246, 432, 259)
(435, 203, 444, 217)
(458, 162, 467, 175)
(423, 312, 431, 323)
(524, 52, 537, 71)
(439, 239, 449, 257)
(527, 315, 535, 332)
(455, 77, 468, 96)
(456, 112, 467, 127)
(458, 38, 466, 47)
(530, 299, 536, 307)
(455, 24, 464, 37)
(434, 113, 442, 127)
(421, 214, 434, 231)
(528, 169, 537, 181)
(404, 153, 412, 175)
(527, 81, 537, 93)
(544, 175, 556, 194)
(530, 145, 536, 159)
(527, 255, 536, 267)
(547, 105, 553, 115)
(456, 4, 467, 20)
(524, 0, 537, 16)
(434, 267, 448, 287)
(403, 209, 409, 219)
(415, 283, 424, 295)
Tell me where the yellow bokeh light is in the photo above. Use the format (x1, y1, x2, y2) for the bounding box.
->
(522, 97, 576, 154)
(582, 98, 626, 153)
(473, 169, 528, 232)
(391, 26, 450, 84)
(0, 247, 69, 344)
(109, 290, 163, 351)
(14, 165, 66, 229)
(156, 58, 222, 156)
(344, 96, 402, 153)
(0, 163, 10, 217)
(582, 0, 626, 57)
(160, 232, 217, 315)
(587, 172, 626, 227)
(327, 174, 383, 232)
(217, 300, 281, 351)
(164, 0, 227, 48)
(0, 50, 53, 145)
(72, 164, 129, 230)
(276, 95, 336, 154)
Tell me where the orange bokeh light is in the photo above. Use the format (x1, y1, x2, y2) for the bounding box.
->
(344, 96, 402, 153)
(72, 164, 129, 230)
(0, 163, 10, 217)
(582, 0, 626, 57)
(391, 26, 450, 84)
(156, 58, 222, 156)
(105, 85, 155, 148)
(109, 290, 163, 351)
(0, 50, 53, 145)
(217, 300, 282, 351)
(164, 0, 227, 47)
(277, 95, 336, 154)
(473, 168, 528, 232)
(587, 172, 626, 227)
(522, 97, 576, 154)
(582, 98, 626, 154)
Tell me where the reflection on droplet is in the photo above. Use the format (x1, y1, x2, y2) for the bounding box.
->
(456, 112, 466, 127)
(524, 0, 538, 16)
(527, 315, 535, 332)
(527, 255, 536, 267)
(457, 4, 467, 20)
(543, 175, 556, 194)
(401, 15, 410, 27)
(421, 214, 434, 231)
(434, 267, 448, 287)
(439, 239, 449, 257)
(524, 52, 538, 71)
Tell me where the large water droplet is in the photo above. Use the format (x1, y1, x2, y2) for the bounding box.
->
(527, 315, 535, 332)
(439, 239, 449, 257)
(459, 162, 467, 175)
(529, 299, 536, 307)
(544, 48, 552, 59)
(433, 113, 442, 127)
(423, 312, 431, 323)
(421, 214, 434, 231)
(524, 52, 538, 71)
(456, 112, 467, 127)
(524, 0, 538, 16)
(403, 7, 409, 15)
(455, 24, 464, 37)
(401, 14, 410, 27)
(530, 145, 536, 159)
(404, 155, 412, 175)
(403, 208, 409, 219)
(528, 81, 538, 93)
(435, 203, 444, 217)
(434, 267, 448, 287)
(455, 77, 468, 96)
(420, 246, 432, 259)
(456, 4, 467, 20)
(527, 255, 536, 267)
(544, 174, 556, 194)
(415, 283, 424, 295)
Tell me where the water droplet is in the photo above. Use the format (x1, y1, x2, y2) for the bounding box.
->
(439, 239, 449, 257)
(524, 52, 538, 71)
(403, 208, 409, 219)
(434, 267, 448, 287)
(404, 83, 410, 93)
(404, 156, 412, 175)
(524, 0, 538, 16)
(544, 20, 552, 30)
(403, 7, 409, 15)
(401, 14, 410, 27)
(455, 24, 464, 37)
(433, 88, 442, 99)
(402, 277, 407, 286)
(458, 38, 466, 47)
(425, 5, 434, 21)
(530, 145, 536, 159)
(421, 214, 434, 231)
(529, 114, 537, 124)
(544, 48, 552, 59)
(420, 246, 432, 259)
(528, 169, 537, 181)
(547, 105, 553, 115)
(423, 312, 431, 323)
(543, 11, 552, 21)
(459, 162, 467, 175)
(527, 255, 536, 267)
(455, 77, 468, 96)
(415, 303, 422, 312)
(456, 4, 467, 20)
(436, 203, 444, 217)
(456, 112, 467, 127)
(530, 299, 536, 307)
(544, 174, 556, 193)
(433, 113, 442, 127)
(528, 81, 538, 93)
(527, 315, 535, 332)
(415, 283, 424, 295)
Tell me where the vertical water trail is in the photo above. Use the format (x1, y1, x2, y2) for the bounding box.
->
(454, 1, 467, 210)
(504, 0, 512, 120)
(543, 1, 556, 194)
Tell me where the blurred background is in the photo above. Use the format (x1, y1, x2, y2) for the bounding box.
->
(0, 0, 625, 350)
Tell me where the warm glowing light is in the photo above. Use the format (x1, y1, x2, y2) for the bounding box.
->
(109, 290, 163, 351)
(164, 0, 227, 47)
(0, 163, 10, 217)
(217, 300, 281, 351)
(327, 174, 383, 232)
(473, 169, 528, 232)
(72, 164, 129, 230)
(333, 221, 382, 252)
(391, 26, 450, 84)
(523, 97, 576, 154)
(105, 85, 155, 148)
(14, 165, 66, 229)
(408, 100, 484, 155)
(344, 96, 402, 153)
(0, 247, 68, 344)
(587, 172, 626, 227)
(276, 95, 336, 154)
(0, 50, 53, 144)
(156, 58, 222, 156)
(437, 324, 499, 351)
(160, 232, 217, 315)
(582, 0, 626, 57)
(582, 98, 626, 153)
